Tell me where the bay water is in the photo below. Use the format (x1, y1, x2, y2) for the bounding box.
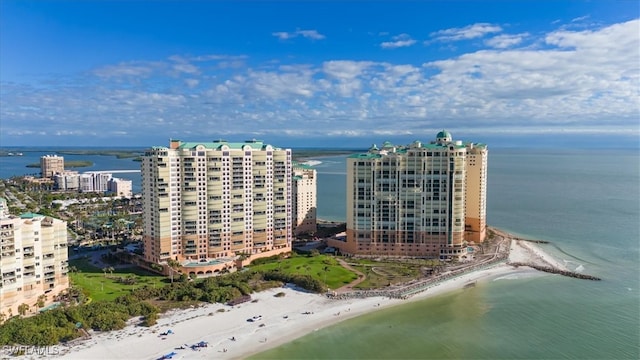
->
(1, 147, 638, 359)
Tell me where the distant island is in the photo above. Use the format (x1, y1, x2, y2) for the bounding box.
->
(26, 160, 94, 169)
(55, 150, 143, 159)
(3, 148, 360, 163)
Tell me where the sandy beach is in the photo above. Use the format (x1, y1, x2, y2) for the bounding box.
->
(37, 239, 558, 360)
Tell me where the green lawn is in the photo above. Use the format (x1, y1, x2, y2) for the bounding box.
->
(248, 254, 358, 290)
(69, 258, 168, 301)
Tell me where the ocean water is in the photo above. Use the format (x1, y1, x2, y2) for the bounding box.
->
(2, 148, 639, 359)
(252, 148, 640, 360)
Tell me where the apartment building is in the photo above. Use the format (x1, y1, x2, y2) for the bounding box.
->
(79, 172, 112, 193)
(329, 130, 487, 259)
(0, 208, 69, 318)
(141, 139, 293, 276)
(40, 155, 64, 178)
(292, 163, 317, 236)
(53, 171, 80, 191)
(108, 177, 133, 198)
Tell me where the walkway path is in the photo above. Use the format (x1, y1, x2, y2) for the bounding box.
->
(334, 258, 366, 293)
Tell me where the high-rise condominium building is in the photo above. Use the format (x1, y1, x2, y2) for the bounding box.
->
(330, 130, 487, 259)
(0, 209, 69, 317)
(141, 139, 293, 275)
(292, 163, 317, 236)
(40, 155, 64, 178)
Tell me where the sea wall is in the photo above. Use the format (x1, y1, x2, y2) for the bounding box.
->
(507, 262, 601, 281)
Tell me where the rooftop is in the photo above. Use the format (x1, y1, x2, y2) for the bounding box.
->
(175, 139, 283, 151)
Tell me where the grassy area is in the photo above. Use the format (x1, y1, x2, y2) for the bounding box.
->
(248, 254, 358, 290)
(348, 258, 440, 289)
(69, 258, 168, 301)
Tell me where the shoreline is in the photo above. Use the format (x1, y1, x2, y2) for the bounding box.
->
(27, 234, 573, 360)
(52, 264, 521, 360)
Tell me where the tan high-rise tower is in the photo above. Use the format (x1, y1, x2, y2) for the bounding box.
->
(40, 155, 64, 178)
(331, 131, 487, 260)
(141, 139, 293, 276)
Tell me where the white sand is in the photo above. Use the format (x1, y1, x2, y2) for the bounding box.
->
(509, 239, 568, 271)
(38, 240, 562, 360)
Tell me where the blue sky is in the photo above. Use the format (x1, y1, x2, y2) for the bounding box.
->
(1, 1, 638, 148)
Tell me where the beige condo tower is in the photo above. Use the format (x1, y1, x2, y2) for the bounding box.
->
(40, 155, 64, 179)
(330, 130, 487, 260)
(141, 139, 293, 276)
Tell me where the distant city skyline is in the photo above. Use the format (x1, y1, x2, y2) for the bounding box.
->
(1, 1, 638, 147)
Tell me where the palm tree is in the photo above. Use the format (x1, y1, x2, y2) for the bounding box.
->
(37, 295, 47, 308)
(167, 259, 181, 283)
(18, 303, 29, 316)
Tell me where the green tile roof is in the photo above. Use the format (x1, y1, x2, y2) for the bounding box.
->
(176, 139, 282, 150)
(348, 153, 383, 159)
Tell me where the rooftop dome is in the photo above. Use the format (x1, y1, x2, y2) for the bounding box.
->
(436, 129, 452, 142)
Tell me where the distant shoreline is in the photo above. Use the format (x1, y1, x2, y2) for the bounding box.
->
(25, 160, 94, 169)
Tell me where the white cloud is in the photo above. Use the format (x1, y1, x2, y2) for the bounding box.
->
(172, 62, 199, 75)
(185, 79, 199, 88)
(93, 62, 157, 78)
(380, 34, 417, 49)
(1, 19, 638, 144)
(485, 33, 528, 48)
(571, 15, 590, 23)
(431, 23, 503, 42)
(272, 29, 326, 40)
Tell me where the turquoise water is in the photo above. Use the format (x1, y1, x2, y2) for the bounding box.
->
(252, 148, 640, 360)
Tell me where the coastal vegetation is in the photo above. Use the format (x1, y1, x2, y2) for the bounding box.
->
(248, 252, 357, 289)
(348, 258, 443, 289)
(25, 160, 94, 168)
(56, 150, 144, 159)
(68, 258, 168, 302)
(0, 252, 334, 346)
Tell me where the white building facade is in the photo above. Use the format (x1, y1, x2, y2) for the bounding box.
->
(79, 173, 112, 193)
